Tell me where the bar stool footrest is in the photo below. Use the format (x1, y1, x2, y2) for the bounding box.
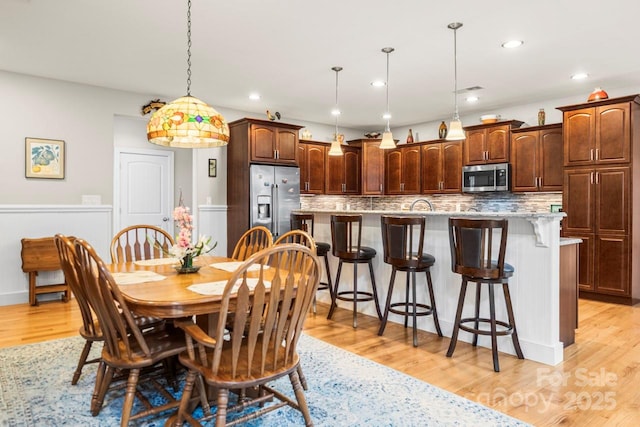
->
(459, 317, 514, 336)
(318, 281, 330, 291)
(388, 302, 434, 317)
(336, 290, 375, 303)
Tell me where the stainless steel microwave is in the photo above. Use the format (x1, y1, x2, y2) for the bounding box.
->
(462, 163, 511, 192)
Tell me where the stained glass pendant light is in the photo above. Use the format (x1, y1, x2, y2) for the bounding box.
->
(379, 47, 396, 149)
(446, 22, 465, 141)
(328, 66, 344, 156)
(147, 0, 229, 148)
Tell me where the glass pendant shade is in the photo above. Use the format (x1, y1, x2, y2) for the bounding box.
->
(147, 96, 230, 148)
(446, 119, 465, 140)
(328, 139, 343, 156)
(379, 131, 396, 149)
(147, 0, 228, 148)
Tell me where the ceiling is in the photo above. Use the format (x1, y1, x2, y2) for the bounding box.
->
(3, 0, 640, 131)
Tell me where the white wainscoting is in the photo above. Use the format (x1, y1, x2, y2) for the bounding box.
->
(0, 205, 112, 306)
(197, 205, 228, 257)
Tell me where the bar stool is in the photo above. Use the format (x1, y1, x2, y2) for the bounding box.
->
(327, 214, 382, 328)
(447, 217, 524, 372)
(290, 213, 333, 313)
(378, 215, 442, 347)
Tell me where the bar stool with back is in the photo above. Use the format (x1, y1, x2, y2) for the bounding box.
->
(327, 214, 383, 328)
(447, 217, 524, 372)
(378, 215, 443, 347)
(290, 213, 333, 313)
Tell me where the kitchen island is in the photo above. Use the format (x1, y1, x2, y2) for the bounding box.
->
(297, 208, 569, 366)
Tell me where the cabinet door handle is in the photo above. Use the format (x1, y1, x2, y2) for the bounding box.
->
(590, 149, 594, 161)
(380, 183, 383, 192)
(595, 171, 600, 184)
(590, 172, 594, 184)
(595, 148, 600, 160)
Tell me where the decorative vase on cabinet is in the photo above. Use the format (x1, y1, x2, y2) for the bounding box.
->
(438, 121, 447, 139)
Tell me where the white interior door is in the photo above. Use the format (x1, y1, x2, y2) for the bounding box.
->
(114, 148, 174, 234)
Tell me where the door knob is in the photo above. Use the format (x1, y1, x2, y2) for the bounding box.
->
(162, 217, 170, 221)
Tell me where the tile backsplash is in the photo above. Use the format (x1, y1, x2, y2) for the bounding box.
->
(300, 192, 562, 213)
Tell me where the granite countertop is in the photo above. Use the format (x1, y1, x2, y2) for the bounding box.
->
(296, 208, 566, 219)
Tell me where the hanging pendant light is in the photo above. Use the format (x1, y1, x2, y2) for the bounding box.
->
(379, 47, 397, 149)
(147, 0, 229, 148)
(328, 66, 344, 156)
(446, 22, 466, 141)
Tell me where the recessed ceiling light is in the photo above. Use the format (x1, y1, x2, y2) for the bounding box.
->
(382, 112, 391, 120)
(248, 93, 260, 100)
(571, 73, 589, 80)
(331, 108, 341, 116)
(371, 80, 386, 87)
(501, 40, 524, 49)
(466, 96, 479, 103)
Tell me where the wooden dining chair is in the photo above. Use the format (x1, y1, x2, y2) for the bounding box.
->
(174, 243, 320, 426)
(110, 224, 175, 263)
(54, 234, 103, 385)
(231, 225, 273, 261)
(74, 238, 190, 426)
(274, 229, 317, 255)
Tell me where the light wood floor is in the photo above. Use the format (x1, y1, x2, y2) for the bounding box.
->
(1, 298, 639, 426)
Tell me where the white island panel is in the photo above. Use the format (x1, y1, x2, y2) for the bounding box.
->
(302, 209, 565, 366)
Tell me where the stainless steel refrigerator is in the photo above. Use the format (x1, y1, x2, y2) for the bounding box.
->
(249, 164, 300, 238)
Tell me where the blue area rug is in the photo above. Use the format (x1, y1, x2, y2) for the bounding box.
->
(0, 334, 529, 426)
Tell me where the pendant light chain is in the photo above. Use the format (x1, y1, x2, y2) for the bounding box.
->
(453, 26, 458, 119)
(186, 0, 192, 96)
(334, 67, 340, 136)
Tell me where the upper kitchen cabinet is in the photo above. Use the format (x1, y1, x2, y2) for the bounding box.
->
(385, 144, 421, 194)
(228, 118, 302, 166)
(298, 140, 327, 194)
(350, 139, 385, 195)
(421, 140, 462, 194)
(463, 120, 524, 165)
(325, 145, 361, 195)
(511, 124, 563, 192)
(559, 98, 634, 167)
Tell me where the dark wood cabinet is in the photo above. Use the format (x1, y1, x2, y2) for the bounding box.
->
(421, 140, 462, 194)
(511, 124, 563, 192)
(350, 139, 385, 195)
(463, 120, 523, 165)
(247, 119, 300, 165)
(226, 118, 303, 256)
(299, 141, 327, 194)
(558, 95, 640, 304)
(385, 145, 421, 194)
(563, 103, 631, 167)
(326, 145, 360, 194)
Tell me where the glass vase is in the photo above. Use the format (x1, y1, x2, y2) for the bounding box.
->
(175, 254, 200, 274)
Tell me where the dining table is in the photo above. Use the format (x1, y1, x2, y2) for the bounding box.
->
(108, 255, 266, 320)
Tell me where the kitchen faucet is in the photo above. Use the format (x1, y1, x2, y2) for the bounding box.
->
(410, 198, 434, 211)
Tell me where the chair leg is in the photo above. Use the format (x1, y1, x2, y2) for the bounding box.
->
(503, 282, 525, 359)
(411, 270, 418, 347)
(368, 260, 383, 320)
(488, 284, 500, 372)
(378, 267, 397, 336)
(352, 262, 358, 328)
(404, 272, 410, 328)
(447, 278, 468, 358)
(327, 260, 343, 320)
(425, 270, 443, 337)
(72, 340, 93, 385)
(216, 388, 230, 426)
(472, 282, 482, 347)
(91, 362, 114, 416)
(175, 369, 197, 426)
(323, 253, 334, 301)
(120, 368, 140, 427)
(290, 369, 313, 426)
(297, 365, 308, 391)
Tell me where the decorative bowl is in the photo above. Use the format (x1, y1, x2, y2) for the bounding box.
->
(587, 87, 609, 102)
(480, 114, 500, 124)
(364, 132, 381, 139)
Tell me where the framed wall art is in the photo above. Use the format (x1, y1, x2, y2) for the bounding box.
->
(25, 137, 65, 179)
(208, 158, 217, 177)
